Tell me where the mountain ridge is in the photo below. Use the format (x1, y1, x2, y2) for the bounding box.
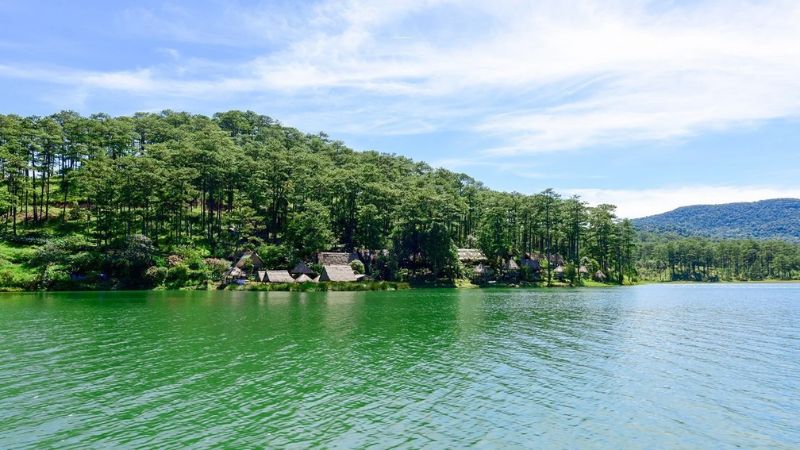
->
(632, 198, 800, 241)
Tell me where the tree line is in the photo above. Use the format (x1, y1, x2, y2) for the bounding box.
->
(636, 233, 800, 281)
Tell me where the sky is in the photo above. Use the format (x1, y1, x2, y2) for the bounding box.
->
(1, 0, 799, 218)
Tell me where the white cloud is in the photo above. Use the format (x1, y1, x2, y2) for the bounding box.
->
(566, 185, 800, 219)
(3, 0, 800, 151)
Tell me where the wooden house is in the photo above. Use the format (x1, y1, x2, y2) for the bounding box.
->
(295, 273, 318, 283)
(457, 249, 487, 264)
(291, 261, 315, 276)
(224, 266, 247, 284)
(319, 265, 359, 282)
(317, 252, 360, 266)
(504, 258, 520, 272)
(554, 265, 565, 281)
(263, 270, 295, 283)
(594, 270, 607, 282)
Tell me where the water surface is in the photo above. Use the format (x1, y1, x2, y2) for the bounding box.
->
(0, 285, 798, 448)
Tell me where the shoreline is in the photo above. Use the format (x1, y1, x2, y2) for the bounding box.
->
(2, 279, 799, 294)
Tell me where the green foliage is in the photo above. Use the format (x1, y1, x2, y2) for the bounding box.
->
(257, 244, 292, 269)
(285, 201, 334, 260)
(636, 235, 800, 281)
(350, 259, 365, 274)
(172, 245, 206, 269)
(310, 263, 324, 275)
(203, 258, 230, 281)
(564, 264, 577, 284)
(145, 266, 167, 286)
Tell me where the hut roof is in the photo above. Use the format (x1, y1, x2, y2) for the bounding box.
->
(319, 265, 359, 282)
(521, 258, 541, 270)
(317, 252, 358, 266)
(234, 251, 264, 269)
(504, 258, 520, 271)
(264, 270, 295, 283)
(554, 265, 565, 273)
(291, 261, 315, 275)
(295, 273, 318, 283)
(579, 265, 589, 274)
(594, 270, 607, 280)
(226, 267, 246, 279)
(257, 270, 266, 282)
(457, 248, 487, 262)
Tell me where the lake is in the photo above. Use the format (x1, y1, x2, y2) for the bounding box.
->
(0, 285, 798, 448)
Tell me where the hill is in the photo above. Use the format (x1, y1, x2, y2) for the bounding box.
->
(632, 198, 800, 241)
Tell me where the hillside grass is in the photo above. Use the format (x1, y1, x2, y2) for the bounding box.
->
(0, 241, 39, 291)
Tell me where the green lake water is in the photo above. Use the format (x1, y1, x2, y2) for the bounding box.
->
(0, 285, 798, 449)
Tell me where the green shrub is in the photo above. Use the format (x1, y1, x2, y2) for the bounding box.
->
(257, 244, 291, 269)
(172, 245, 205, 269)
(167, 263, 189, 284)
(350, 260, 365, 274)
(145, 266, 167, 286)
(203, 258, 230, 281)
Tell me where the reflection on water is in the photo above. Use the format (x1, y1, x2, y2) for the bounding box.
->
(0, 285, 798, 448)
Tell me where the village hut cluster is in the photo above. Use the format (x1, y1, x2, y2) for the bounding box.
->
(222, 248, 610, 286)
(223, 251, 366, 285)
(457, 248, 607, 283)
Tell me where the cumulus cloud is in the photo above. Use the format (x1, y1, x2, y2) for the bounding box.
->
(2, 0, 800, 152)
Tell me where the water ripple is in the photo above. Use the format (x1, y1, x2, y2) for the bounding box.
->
(0, 285, 798, 448)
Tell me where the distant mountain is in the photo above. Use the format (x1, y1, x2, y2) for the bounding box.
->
(632, 198, 800, 241)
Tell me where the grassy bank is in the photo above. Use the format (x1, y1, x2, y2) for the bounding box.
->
(231, 281, 411, 292)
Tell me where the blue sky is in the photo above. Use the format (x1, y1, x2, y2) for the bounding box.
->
(2, 0, 799, 217)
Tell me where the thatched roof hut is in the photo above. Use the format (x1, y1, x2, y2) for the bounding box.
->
(317, 252, 359, 266)
(263, 270, 295, 283)
(554, 265, 564, 274)
(520, 257, 541, 271)
(224, 266, 247, 283)
(579, 265, 589, 275)
(504, 258, 520, 271)
(319, 265, 359, 282)
(457, 248, 487, 263)
(234, 251, 264, 270)
(594, 270, 607, 281)
(473, 263, 492, 277)
(291, 261, 315, 275)
(295, 273, 318, 283)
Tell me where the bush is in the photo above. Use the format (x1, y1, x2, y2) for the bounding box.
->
(34, 235, 94, 266)
(564, 264, 577, 284)
(145, 266, 167, 286)
(39, 264, 72, 290)
(166, 263, 189, 284)
(172, 245, 205, 269)
(257, 244, 292, 269)
(203, 258, 230, 281)
(67, 203, 89, 222)
(350, 260, 365, 274)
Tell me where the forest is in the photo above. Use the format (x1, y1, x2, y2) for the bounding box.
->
(0, 110, 797, 290)
(637, 233, 800, 281)
(632, 198, 800, 241)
